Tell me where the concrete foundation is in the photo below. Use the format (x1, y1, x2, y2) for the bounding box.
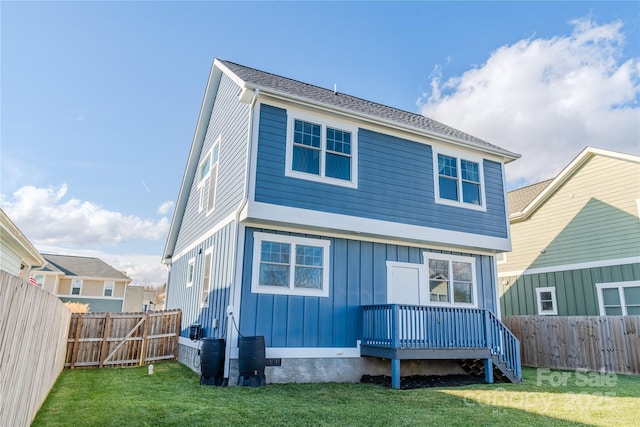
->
(177, 343, 464, 385)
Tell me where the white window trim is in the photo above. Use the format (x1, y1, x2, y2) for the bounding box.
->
(103, 281, 115, 297)
(422, 251, 478, 308)
(432, 147, 486, 211)
(596, 281, 640, 316)
(186, 258, 195, 288)
(71, 279, 83, 296)
(201, 248, 213, 307)
(33, 274, 45, 286)
(251, 232, 331, 297)
(198, 135, 221, 214)
(535, 286, 558, 315)
(285, 108, 358, 189)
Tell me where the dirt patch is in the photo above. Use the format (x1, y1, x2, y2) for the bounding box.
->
(361, 374, 486, 390)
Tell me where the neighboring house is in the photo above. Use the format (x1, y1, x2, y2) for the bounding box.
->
(32, 254, 134, 312)
(0, 209, 45, 278)
(163, 59, 522, 387)
(498, 147, 640, 316)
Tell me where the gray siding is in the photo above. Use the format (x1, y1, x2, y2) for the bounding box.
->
(254, 104, 508, 239)
(239, 228, 498, 348)
(166, 221, 236, 338)
(174, 74, 249, 254)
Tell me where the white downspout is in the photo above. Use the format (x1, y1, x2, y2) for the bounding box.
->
(223, 87, 259, 384)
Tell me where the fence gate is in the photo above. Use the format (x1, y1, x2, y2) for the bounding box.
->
(65, 310, 181, 369)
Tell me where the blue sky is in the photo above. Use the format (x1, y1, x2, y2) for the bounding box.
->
(2, 1, 638, 287)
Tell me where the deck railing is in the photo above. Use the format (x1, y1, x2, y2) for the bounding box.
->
(362, 304, 521, 378)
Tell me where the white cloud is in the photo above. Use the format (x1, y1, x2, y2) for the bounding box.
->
(157, 200, 175, 215)
(1, 183, 170, 246)
(418, 17, 640, 188)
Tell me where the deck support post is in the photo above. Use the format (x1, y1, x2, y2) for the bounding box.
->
(392, 359, 401, 389)
(485, 357, 494, 383)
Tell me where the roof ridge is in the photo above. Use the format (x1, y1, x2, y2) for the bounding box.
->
(218, 59, 508, 153)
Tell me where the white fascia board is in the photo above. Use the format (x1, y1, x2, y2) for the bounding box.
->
(163, 62, 224, 262)
(244, 200, 512, 253)
(252, 90, 520, 163)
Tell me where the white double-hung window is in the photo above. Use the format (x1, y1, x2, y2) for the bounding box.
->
(285, 110, 358, 188)
(597, 281, 640, 315)
(433, 149, 486, 211)
(423, 252, 477, 307)
(252, 232, 331, 297)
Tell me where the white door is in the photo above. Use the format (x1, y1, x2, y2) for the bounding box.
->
(387, 261, 427, 304)
(386, 261, 428, 341)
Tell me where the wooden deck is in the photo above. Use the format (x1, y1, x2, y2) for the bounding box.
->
(361, 304, 522, 388)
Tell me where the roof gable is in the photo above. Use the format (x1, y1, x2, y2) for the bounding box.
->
(509, 147, 640, 221)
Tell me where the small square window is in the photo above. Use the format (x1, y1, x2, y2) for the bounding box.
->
(536, 287, 557, 315)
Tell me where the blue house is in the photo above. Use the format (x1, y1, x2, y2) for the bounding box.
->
(163, 59, 522, 388)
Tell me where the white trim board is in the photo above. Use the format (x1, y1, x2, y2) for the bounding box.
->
(179, 337, 362, 358)
(245, 200, 512, 253)
(498, 256, 640, 278)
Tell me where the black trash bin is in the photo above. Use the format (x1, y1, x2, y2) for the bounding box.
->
(237, 336, 266, 387)
(200, 338, 225, 386)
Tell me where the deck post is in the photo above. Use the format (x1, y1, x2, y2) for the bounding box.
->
(485, 357, 494, 383)
(392, 359, 401, 389)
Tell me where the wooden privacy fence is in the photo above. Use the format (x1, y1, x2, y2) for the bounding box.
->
(0, 271, 71, 427)
(66, 310, 181, 368)
(503, 315, 640, 375)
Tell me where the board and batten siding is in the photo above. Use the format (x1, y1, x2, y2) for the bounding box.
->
(254, 104, 509, 239)
(239, 228, 498, 348)
(166, 221, 235, 339)
(174, 73, 249, 255)
(500, 262, 640, 316)
(501, 155, 640, 273)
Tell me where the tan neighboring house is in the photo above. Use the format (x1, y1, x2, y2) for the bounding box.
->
(32, 254, 141, 313)
(498, 147, 640, 316)
(0, 209, 45, 278)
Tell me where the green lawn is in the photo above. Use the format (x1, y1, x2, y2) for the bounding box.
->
(33, 362, 639, 426)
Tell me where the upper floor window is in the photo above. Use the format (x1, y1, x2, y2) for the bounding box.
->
(286, 111, 358, 188)
(251, 232, 331, 297)
(71, 279, 82, 296)
(423, 252, 477, 307)
(597, 281, 640, 315)
(434, 150, 486, 211)
(104, 281, 114, 297)
(536, 287, 558, 315)
(198, 136, 220, 214)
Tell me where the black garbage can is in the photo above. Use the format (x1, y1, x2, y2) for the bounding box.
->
(200, 338, 225, 386)
(237, 336, 266, 387)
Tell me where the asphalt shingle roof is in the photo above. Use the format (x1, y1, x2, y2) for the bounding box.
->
(507, 179, 553, 216)
(38, 254, 130, 280)
(219, 60, 519, 159)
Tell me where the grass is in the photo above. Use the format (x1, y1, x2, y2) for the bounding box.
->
(33, 362, 639, 427)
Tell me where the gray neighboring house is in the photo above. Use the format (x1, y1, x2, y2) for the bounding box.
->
(32, 254, 139, 312)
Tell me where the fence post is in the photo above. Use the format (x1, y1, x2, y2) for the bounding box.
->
(139, 312, 151, 366)
(99, 313, 111, 368)
(70, 314, 83, 369)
